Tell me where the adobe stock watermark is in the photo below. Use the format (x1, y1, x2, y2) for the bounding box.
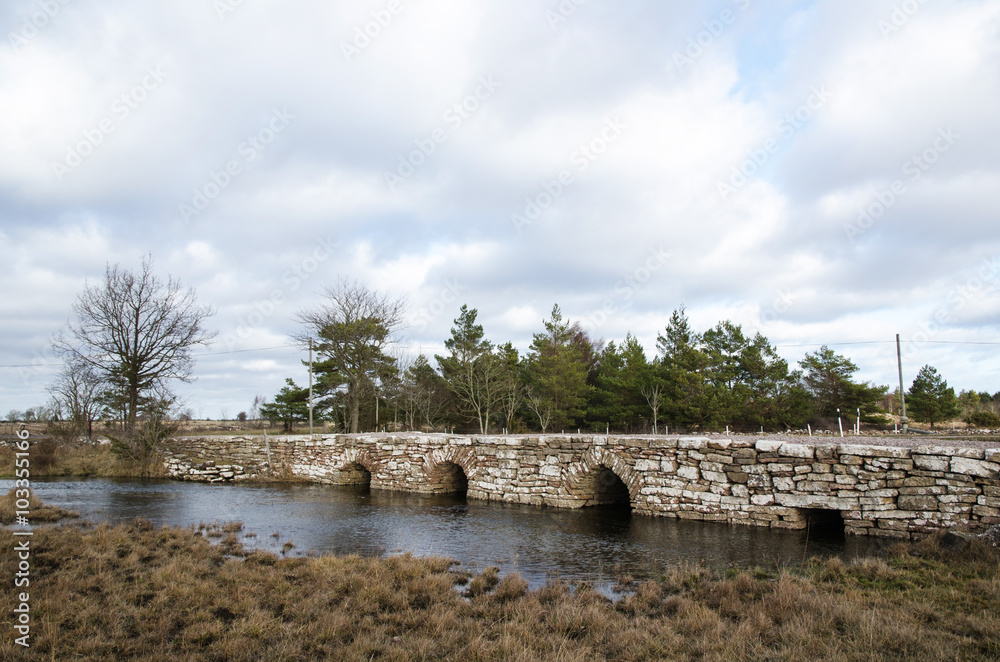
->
(878, 0, 928, 39)
(179, 107, 294, 223)
(220, 233, 340, 351)
(341, 0, 406, 63)
(900, 253, 1000, 360)
(384, 76, 501, 191)
(843, 127, 958, 243)
(412, 279, 465, 332)
(672, 0, 752, 72)
(511, 116, 628, 233)
(546, 0, 588, 30)
(213, 0, 247, 20)
(14, 347, 56, 388)
(580, 247, 669, 330)
(743, 287, 799, 340)
(717, 84, 831, 200)
(7, 0, 70, 51)
(50, 64, 167, 181)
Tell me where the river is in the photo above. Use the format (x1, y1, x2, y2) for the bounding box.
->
(3, 477, 888, 592)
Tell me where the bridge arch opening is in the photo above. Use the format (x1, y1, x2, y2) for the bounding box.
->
(426, 461, 468, 496)
(799, 508, 846, 538)
(574, 464, 631, 509)
(338, 462, 372, 489)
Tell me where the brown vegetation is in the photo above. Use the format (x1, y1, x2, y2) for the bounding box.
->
(0, 488, 78, 524)
(0, 441, 165, 479)
(0, 521, 997, 660)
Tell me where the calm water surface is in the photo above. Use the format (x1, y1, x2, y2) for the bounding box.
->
(3, 477, 889, 590)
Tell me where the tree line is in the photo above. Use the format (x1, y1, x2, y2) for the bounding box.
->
(260, 280, 997, 435)
(26, 263, 999, 440)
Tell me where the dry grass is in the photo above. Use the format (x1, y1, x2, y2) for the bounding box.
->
(0, 488, 79, 524)
(0, 523, 997, 661)
(0, 442, 165, 478)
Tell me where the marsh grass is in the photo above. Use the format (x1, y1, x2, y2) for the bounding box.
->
(0, 488, 78, 524)
(0, 441, 165, 478)
(0, 522, 997, 660)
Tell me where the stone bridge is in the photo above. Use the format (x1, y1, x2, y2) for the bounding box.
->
(160, 433, 1000, 539)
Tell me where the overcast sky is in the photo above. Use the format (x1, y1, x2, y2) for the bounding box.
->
(2, 0, 999, 419)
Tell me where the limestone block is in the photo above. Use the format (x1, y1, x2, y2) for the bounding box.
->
(727, 471, 749, 484)
(645, 437, 677, 449)
(755, 440, 783, 453)
(897, 486, 945, 496)
(751, 494, 774, 506)
(951, 456, 999, 479)
(774, 493, 858, 510)
(897, 495, 939, 511)
(678, 437, 710, 449)
(779, 443, 814, 459)
(805, 474, 836, 482)
(702, 470, 728, 484)
(677, 465, 700, 481)
(914, 445, 984, 459)
(838, 444, 911, 459)
(772, 477, 794, 492)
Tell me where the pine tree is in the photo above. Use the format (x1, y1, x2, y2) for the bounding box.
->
(907, 365, 960, 429)
(259, 379, 310, 432)
(526, 305, 592, 431)
(436, 305, 505, 433)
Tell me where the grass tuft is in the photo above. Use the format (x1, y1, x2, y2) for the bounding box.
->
(0, 488, 79, 524)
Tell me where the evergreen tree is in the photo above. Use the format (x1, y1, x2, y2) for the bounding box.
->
(907, 365, 960, 429)
(436, 305, 505, 433)
(526, 305, 593, 431)
(656, 306, 716, 430)
(799, 346, 888, 423)
(589, 334, 653, 432)
(260, 379, 310, 432)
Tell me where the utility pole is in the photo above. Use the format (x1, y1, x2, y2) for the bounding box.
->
(896, 333, 908, 434)
(308, 337, 314, 435)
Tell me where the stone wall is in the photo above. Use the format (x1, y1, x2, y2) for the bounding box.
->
(160, 433, 1000, 539)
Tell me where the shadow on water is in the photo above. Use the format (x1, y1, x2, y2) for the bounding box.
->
(3, 477, 890, 590)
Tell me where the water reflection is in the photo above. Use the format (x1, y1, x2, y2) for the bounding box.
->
(3, 478, 890, 590)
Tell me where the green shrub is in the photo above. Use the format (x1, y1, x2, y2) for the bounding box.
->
(966, 410, 1000, 428)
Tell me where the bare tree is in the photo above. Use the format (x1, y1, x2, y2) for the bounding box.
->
(526, 386, 553, 433)
(250, 394, 266, 428)
(53, 256, 216, 434)
(295, 278, 405, 433)
(47, 359, 105, 440)
(642, 383, 663, 435)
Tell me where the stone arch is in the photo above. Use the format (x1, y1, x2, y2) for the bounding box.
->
(335, 448, 378, 487)
(564, 447, 642, 508)
(422, 447, 478, 495)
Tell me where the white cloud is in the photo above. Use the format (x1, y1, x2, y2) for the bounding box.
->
(2, 0, 999, 414)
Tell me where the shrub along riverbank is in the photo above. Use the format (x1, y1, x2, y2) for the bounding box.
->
(0, 439, 166, 479)
(0, 518, 997, 660)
